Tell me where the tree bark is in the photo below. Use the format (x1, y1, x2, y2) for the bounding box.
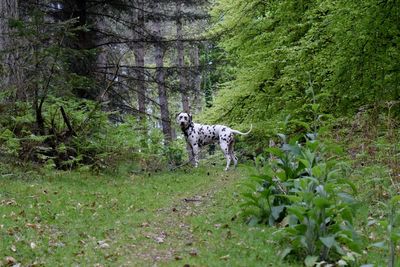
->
(154, 18, 173, 144)
(0, 0, 20, 95)
(176, 2, 190, 113)
(133, 0, 146, 119)
(190, 43, 202, 112)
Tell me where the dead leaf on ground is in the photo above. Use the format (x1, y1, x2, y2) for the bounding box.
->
(25, 223, 40, 230)
(140, 222, 150, 227)
(0, 199, 17, 206)
(4, 256, 17, 265)
(97, 240, 110, 249)
(155, 231, 167, 244)
(220, 254, 230, 260)
(49, 241, 65, 248)
(155, 236, 164, 244)
(189, 249, 198, 256)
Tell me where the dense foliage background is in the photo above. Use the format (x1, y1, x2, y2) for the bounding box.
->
(203, 0, 399, 143)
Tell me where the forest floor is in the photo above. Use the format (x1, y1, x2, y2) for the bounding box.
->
(0, 163, 300, 267)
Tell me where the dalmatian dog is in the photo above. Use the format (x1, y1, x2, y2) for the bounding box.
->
(176, 112, 252, 171)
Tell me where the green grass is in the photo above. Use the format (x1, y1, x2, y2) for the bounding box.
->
(0, 164, 299, 266)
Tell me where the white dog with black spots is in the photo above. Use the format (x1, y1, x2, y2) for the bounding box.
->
(176, 112, 252, 171)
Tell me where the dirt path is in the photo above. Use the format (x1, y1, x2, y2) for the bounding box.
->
(125, 170, 237, 265)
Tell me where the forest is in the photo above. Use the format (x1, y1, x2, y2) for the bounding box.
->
(0, 0, 399, 266)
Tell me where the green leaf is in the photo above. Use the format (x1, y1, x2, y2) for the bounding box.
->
(313, 197, 331, 209)
(304, 255, 319, 267)
(319, 236, 336, 249)
(311, 103, 320, 112)
(247, 216, 259, 226)
(337, 178, 357, 194)
(299, 158, 310, 169)
(282, 195, 301, 203)
(271, 205, 285, 219)
(370, 241, 386, 248)
(286, 206, 305, 221)
(265, 147, 284, 158)
(390, 195, 400, 205)
(341, 207, 354, 223)
(279, 247, 292, 260)
(338, 192, 356, 204)
(390, 232, 400, 243)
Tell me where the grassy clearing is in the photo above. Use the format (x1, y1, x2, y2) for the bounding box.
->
(0, 163, 298, 266)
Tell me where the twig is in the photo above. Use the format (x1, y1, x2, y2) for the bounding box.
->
(60, 106, 76, 136)
(169, 160, 192, 171)
(183, 198, 202, 202)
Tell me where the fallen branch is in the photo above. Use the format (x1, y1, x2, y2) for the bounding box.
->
(168, 159, 192, 171)
(60, 106, 76, 136)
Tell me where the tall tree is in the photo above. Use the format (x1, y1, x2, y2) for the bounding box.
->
(0, 0, 20, 95)
(176, 1, 190, 113)
(153, 7, 174, 143)
(190, 43, 202, 112)
(132, 0, 146, 120)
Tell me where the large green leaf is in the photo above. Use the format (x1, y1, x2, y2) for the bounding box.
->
(304, 255, 319, 267)
(271, 205, 285, 219)
(319, 236, 336, 248)
(313, 196, 331, 209)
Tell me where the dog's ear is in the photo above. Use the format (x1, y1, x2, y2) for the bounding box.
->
(189, 113, 193, 123)
(175, 112, 181, 122)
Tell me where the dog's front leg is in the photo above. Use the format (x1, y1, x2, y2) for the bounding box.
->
(192, 144, 200, 167)
(186, 142, 195, 165)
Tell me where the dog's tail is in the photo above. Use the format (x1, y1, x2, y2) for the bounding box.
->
(231, 124, 252, 136)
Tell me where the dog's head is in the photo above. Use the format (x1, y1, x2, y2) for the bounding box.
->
(176, 112, 192, 129)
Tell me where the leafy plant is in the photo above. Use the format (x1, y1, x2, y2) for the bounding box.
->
(241, 134, 363, 265)
(163, 139, 186, 167)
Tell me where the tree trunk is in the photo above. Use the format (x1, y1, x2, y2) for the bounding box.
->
(190, 44, 202, 112)
(176, 2, 190, 113)
(0, 0, 20, 95)
(63, 0, 98, 99)
(134, 0, 146, 119)
(154, 19, 173, 144)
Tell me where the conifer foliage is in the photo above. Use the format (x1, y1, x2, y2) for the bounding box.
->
(0, 0, 209, 169)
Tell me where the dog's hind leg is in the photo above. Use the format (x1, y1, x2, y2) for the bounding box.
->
(224, 153, 231, 171)
(220, 141, 231, 171)
(231, 152, 238, 168)
(228, 139, 238, 168)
